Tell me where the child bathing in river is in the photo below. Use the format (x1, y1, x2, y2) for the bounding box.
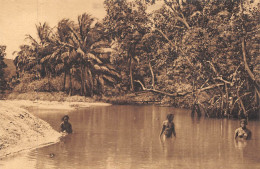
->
(160, 113, 176, 139)
(234, 119, 251, 140)
(60, 115, 73, 134)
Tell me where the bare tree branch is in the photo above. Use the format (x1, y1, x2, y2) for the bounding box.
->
(241, 37, 260, 97)
(135, 80, 224, 97)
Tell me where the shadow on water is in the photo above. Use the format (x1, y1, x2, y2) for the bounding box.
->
(191, 115, 202, 124)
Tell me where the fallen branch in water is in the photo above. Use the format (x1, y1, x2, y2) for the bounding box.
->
(134, 80, 224, 97)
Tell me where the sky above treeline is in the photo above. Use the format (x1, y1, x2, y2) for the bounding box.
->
(0, 0, 163, 60)
(0, 0, 258, 60)
(0, 0, 107, 59)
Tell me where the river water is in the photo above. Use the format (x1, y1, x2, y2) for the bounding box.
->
(1, 105, 260, 169)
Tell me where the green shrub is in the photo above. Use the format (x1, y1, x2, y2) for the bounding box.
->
(13, 76, 63, 93)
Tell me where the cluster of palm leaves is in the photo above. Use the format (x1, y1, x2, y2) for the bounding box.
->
(14, 13, 120, 96)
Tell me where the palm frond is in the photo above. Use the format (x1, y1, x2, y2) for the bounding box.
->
(25, 34, 39, 47)
(98, 75, 105, 87)
(61, 51, 70, 60)
(93, 48, 114, 54)
(76, 47, 85, 57)
(90, 41, 109, 49)
(93, 64, 101, 71)
(40, 55, 50, 63)
(68, 24, 83, 45)
(103, 75, 116, 83)
(85, 53, 102, 64)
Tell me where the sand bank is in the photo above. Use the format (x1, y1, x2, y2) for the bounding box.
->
(0, 100, 111, 158)
(2, 99, 111, 110)
(0, 102, 61, 158)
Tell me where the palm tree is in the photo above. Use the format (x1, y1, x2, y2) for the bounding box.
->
(14, 45, 34, 76)
(44, 18, 77, 95)
(14, 14, 120, 96)
(57, 13, 120, 96)
(21, 22, 54, 78)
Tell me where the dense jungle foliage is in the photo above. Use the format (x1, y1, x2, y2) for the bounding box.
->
(0, 46, 7, 94)
(2, 0, 259, 119)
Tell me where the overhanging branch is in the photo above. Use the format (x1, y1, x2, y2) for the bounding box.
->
(135, 80, 224, 97)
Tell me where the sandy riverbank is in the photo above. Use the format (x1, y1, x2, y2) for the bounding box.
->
(0, 99, 111, 158)
(2, 99, 111, 110)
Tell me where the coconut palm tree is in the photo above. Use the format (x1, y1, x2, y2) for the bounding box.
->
(59, 13, 120, 96)
(44, 15, 120, 96)
(41, 19, 77, 95)
(15, 22, 54, 78)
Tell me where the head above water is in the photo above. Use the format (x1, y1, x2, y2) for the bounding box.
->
(62, 115, 70, 122)
(240, 119, 247, 124)
(240, 119, 247, 128)
(166, 113, 174, 121)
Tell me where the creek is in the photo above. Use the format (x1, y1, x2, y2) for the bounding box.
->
(1, 105, 260, 169)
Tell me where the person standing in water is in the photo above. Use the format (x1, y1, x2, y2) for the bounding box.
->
(160, 113, 176, 139)
(60, 115, 73, 134)
(234, 119, 251, 140)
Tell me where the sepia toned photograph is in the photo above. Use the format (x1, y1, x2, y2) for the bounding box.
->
(0, 0, 259, 168)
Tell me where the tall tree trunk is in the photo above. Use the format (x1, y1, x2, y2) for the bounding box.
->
(88, 69, 94, 97)
(69, 69, 72, 96)
(254, 90, 259, 106)
(98, 75, 104, 94)
(225, 83, 229, 117)
(48, 72, 51, 91)
(149, 60, 155, 89)
(82, 65, 86, 95)
(63, 70, 66, 91)
(241, 38, 260, 98)
(80, 64, 84, 96)
(237, 86, 247, 119)
(84, 67, 89, 96)
(129, 56, 134, 91)
(221, 91, 224, 117)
